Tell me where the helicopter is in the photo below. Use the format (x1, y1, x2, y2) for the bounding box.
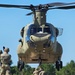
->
(0, 2, 75, 70)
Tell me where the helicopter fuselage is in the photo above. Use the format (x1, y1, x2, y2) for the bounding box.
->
(17, 23, 63, 63)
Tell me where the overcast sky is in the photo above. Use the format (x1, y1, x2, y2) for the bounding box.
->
(0, 0, 75, 67)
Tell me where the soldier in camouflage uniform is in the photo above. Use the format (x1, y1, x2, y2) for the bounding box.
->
(33, 68, 39, 75)
(0, 47, 12, 75)
(0, 50, 2, 65)
(0, 50, 3, 74)
(38, 67, 45, 75)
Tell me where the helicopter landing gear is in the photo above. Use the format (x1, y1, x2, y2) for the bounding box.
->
(38, 56, 48, 66)
(55, 58, 63, 71)
(38, 56, 42, 66)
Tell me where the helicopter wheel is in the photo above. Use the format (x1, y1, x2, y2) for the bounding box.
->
(55, 60, 63, 71)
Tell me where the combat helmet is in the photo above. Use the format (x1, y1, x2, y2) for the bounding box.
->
(4, 48, 9, 52)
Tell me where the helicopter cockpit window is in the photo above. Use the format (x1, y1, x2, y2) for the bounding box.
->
(38, 28, 42, 32)
(30, 28, 36, 35)
(56, 28, 63, 36)
(20, 27, 24, 37)
(44, 28, 51, 33)
(30, 27, 42, 35)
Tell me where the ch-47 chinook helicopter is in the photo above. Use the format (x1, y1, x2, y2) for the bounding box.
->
(0, 2, 75, 70)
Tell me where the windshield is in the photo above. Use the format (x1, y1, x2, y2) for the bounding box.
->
(44, 28, 51, 33)
(30, 27, 42, 35)
(30, 28, 36, 35)
(30, 27, 51, 35)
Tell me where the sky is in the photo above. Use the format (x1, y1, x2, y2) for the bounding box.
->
(0, 0, 75, 68)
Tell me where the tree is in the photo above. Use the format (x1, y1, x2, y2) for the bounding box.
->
(11, 66, 19, 75)
(11, 65, 33, 75)
(11, 60, 75, 75)
(56, 60, 75, 75)
(24, 64, 34, 75)
(40, 63, 56, 75)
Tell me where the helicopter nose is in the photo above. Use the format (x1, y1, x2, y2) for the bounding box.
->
(30, 33, 51, 42)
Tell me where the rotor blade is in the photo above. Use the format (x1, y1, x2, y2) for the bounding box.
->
(44, 2, 75, 7)
(45, 2, 68, 7)
(0, 4, 30, 9)
(26, 12, 33, 15)
(35, 2, 75, 10)
(50, 5, 75, 10)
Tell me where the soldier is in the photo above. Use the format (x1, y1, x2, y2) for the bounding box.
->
(0, 47, 12, 75)
(33, 68, 39, 75)
(0, 50, 2, 66)
(38, 67, 45, 75)
(0, 50, 3, 74)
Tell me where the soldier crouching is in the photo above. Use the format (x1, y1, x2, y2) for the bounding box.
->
(0, 47, 12, 75)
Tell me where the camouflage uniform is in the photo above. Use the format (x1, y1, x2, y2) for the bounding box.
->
(38, 68, 45, 75)
(0, 50, 3, 74)
(33, 68, 39, 75)
(0, 48, 12, 75)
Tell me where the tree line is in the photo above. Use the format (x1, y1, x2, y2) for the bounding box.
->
(11, 60, 75, 75)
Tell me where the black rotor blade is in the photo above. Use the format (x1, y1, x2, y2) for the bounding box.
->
(0, 4, 30, 9)
(44, 2, 75, 7)
(26, 12, 33, 15)
(57, 5, 75, 9)
(35, 2, 75, 10)
(50, 5, 75, 10)
(44, 2, 68, 7)
(0, 2, 75, 10)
